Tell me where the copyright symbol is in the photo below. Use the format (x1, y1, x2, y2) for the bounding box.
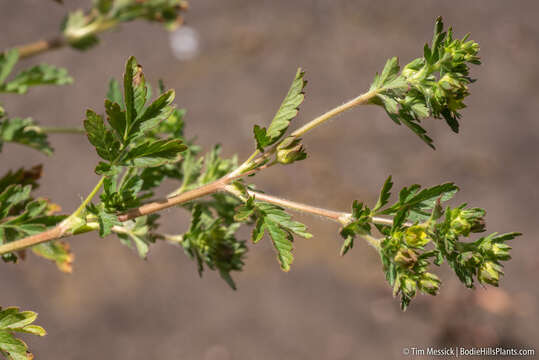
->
(403, 348, 410, 356)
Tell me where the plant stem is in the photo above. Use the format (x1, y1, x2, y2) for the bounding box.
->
(231, 89, 377, 176)
(39, 127, 85, 134)
(290, 89, 376, 138)
(0, 89, 383, 256)
(223, 185, 394, 227)
(0, 177, 225, 255)
(68, 177, 105, 221)
(14, 36, 65, 59)
(361, 234, 382, 250)
(0, 227, 65, 255)
(117, 178, 225, 222)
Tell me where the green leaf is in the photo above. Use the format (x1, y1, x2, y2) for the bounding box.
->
(87, 203, 120, 237)
(105, 99, 126, 141)
(0, 50, 19, 84)
(123, 56, 147, 136)
(339, 201, 372, 256)
(180, 205, 247, 289)
(254, 68, 306, 151)
(106, 78, 124, 107)
(373, 176, 393, 212)
(128, 89, 175, 140)
(0, 185, 31, 219)
(122, 138, 186, 167)
(0, 64, 72, 94)
(115, 217, 156, 258)
(237, 198, 311, 271)
(265, 220, 294, 272)
(100, 171, 144, 213)
(253, 125, 270, 152)
(1, 196, 65, 263)
(0, 307, 46, 360)
(382, 182, 458, 218)
(31, 241, 74, 273)
(0, 116, 53, 155)
(0, 166, 42, 194)
(84, 109, 121, 162)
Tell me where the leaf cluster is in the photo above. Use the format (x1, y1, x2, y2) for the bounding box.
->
(368, 17, 480, 148)
(179, 204, 247, 289)
(0, 117, 52, 155)
(0, 306, 46, 360)
(340, 176, 520, 310)
(62, 0, 187, 50)
(0, 166, 72, 272)
(0, 50, 72, 94)
(0, 49, 72, 155)
(234, 192, 312, 272)
(84, 56, 186, 175)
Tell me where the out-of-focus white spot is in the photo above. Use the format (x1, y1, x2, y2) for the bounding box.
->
(169, 26, 200, 61)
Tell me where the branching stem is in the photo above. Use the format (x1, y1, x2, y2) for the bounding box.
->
(0, 87, 383, 256)
(232, 89, 377, 176)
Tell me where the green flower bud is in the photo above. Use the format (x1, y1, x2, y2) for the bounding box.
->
(394, 248, 418, 267)
(491, 243, 511, 261)
(478, 261, 503, 286)
(401, 275, 417, 298)
(450, 216, 471, 236)
(276, 137, 307, 165)
(404, 225, 430, 247)
(419, 272, 441, 295)
(276, 144, 306, 164)
(450, 207, 486, 236)
(457, 251, 482, 267)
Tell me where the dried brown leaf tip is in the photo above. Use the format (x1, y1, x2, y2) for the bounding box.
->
(133, 65, 144, 86)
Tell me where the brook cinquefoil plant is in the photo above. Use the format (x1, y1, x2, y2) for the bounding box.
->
(0, 9, 519, 359)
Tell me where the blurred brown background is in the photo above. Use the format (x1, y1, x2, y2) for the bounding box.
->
(1, 1, 538, 359)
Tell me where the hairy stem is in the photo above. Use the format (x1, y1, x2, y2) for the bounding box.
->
(14, 37, 65, 59)
(0, 227, 65, 255)
(117, 178, 225, 222)
(290, 89, 377, 138)
(223, 185, 395, 227)
(232, 89, 377, 176)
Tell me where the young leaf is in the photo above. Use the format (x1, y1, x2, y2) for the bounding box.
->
(253, 68, 306, 151)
